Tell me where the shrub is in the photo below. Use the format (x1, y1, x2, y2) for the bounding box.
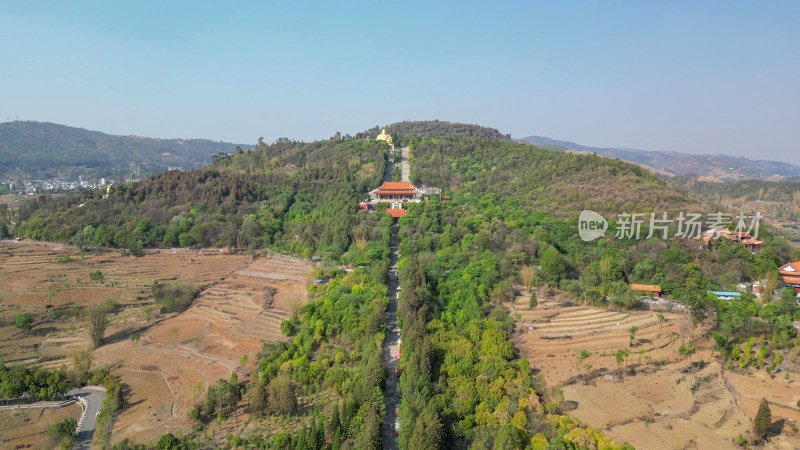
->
(14, 313, 33, 332)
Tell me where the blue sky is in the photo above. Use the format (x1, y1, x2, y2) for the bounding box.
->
(2, 1, 799, 163)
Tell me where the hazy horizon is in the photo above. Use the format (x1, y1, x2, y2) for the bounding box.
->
(2, 1, 799, 164)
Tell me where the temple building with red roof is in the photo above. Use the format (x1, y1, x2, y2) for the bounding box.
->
(779, 260, 800, 294)
(368, 181, 422, 205)
(362, 181, 436, 220)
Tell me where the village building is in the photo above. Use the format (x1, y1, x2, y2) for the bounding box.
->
(701, 227, 764, 252)
(631, 283, 662, 298)
(708, 290, 742, 301)
(779, 260, 800, 294)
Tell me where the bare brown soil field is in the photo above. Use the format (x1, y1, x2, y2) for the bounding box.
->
(0, 403, 82, 448)
(105, 253, 313, 445)
(0, 241, 250, 367)
(512, 294, 800, 449)
(0, 242, 314, 447)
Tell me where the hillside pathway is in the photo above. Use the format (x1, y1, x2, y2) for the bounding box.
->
(381, 223, 400, 449)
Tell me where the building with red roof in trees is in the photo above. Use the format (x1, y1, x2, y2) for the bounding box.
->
(631, 284, 662, 298)
(386, 209, 406, 218)
(779, 260, 800, 294)
(368, 181, 422, 204)
(701, 227, 764, 252)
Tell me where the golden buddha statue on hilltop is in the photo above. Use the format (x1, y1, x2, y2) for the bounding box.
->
(375, 128, 393, 147)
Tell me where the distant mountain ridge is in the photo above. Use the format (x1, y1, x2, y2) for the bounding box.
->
(519, 135, 800, 181)
(0, 121, 245, 181)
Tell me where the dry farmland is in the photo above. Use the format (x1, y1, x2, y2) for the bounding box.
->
(513, 294, 800, 449)
(0, 241, 313, 446)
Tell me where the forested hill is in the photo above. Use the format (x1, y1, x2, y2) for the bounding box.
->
(15, 138, 387, 256)
(409, 137, 696, 217)
(0, 121, 243, 180)
(359, 120, 510, 142)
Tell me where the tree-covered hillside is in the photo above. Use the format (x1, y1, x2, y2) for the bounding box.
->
(0, 121, 242, 181)
(402, 137, 794, 303)
(409, 137, 694, 216)
(357, 120, 510, 144)
(392, 138, 799, 448)
(9, 126, 800, 448)
(16, 138, 387, 258)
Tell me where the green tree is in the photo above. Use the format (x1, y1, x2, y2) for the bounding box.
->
(358, 405, 381, 449)
(614, 349, 630, 378)
(628, 326, 639, 347)
(45, 417, 77, 449)
(14, 312, 33, 332)
(753, 397, 772, 439)
(679, 342, 695, 369)
(528, 291, 538, 310)
(540, 248, 566, 285)
(157, 433, 180, 450)
(494, 422, 527, 449)
(711, 331, 728, 358)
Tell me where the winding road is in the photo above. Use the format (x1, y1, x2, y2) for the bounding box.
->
(68, 387, 107, 449)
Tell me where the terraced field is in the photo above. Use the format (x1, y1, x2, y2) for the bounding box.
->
(513, 293, 800, 449)
(514, 296, 684, 382)
(106, 253, 313, 445)
(0, 242, 315, 447)
(0, 242, 249, 368)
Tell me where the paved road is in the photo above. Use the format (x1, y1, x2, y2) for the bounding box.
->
(385, 153, 395, 182)
(381, 223, 401, 449)
(68, 387, 107, 449)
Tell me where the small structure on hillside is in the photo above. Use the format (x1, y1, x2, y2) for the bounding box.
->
(702, 227, 763, 252)
(708, 290, 742, 301)
(631, 283, 662, 298)
(779, 260, 800, 294)
(386, 208, 406, 218)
